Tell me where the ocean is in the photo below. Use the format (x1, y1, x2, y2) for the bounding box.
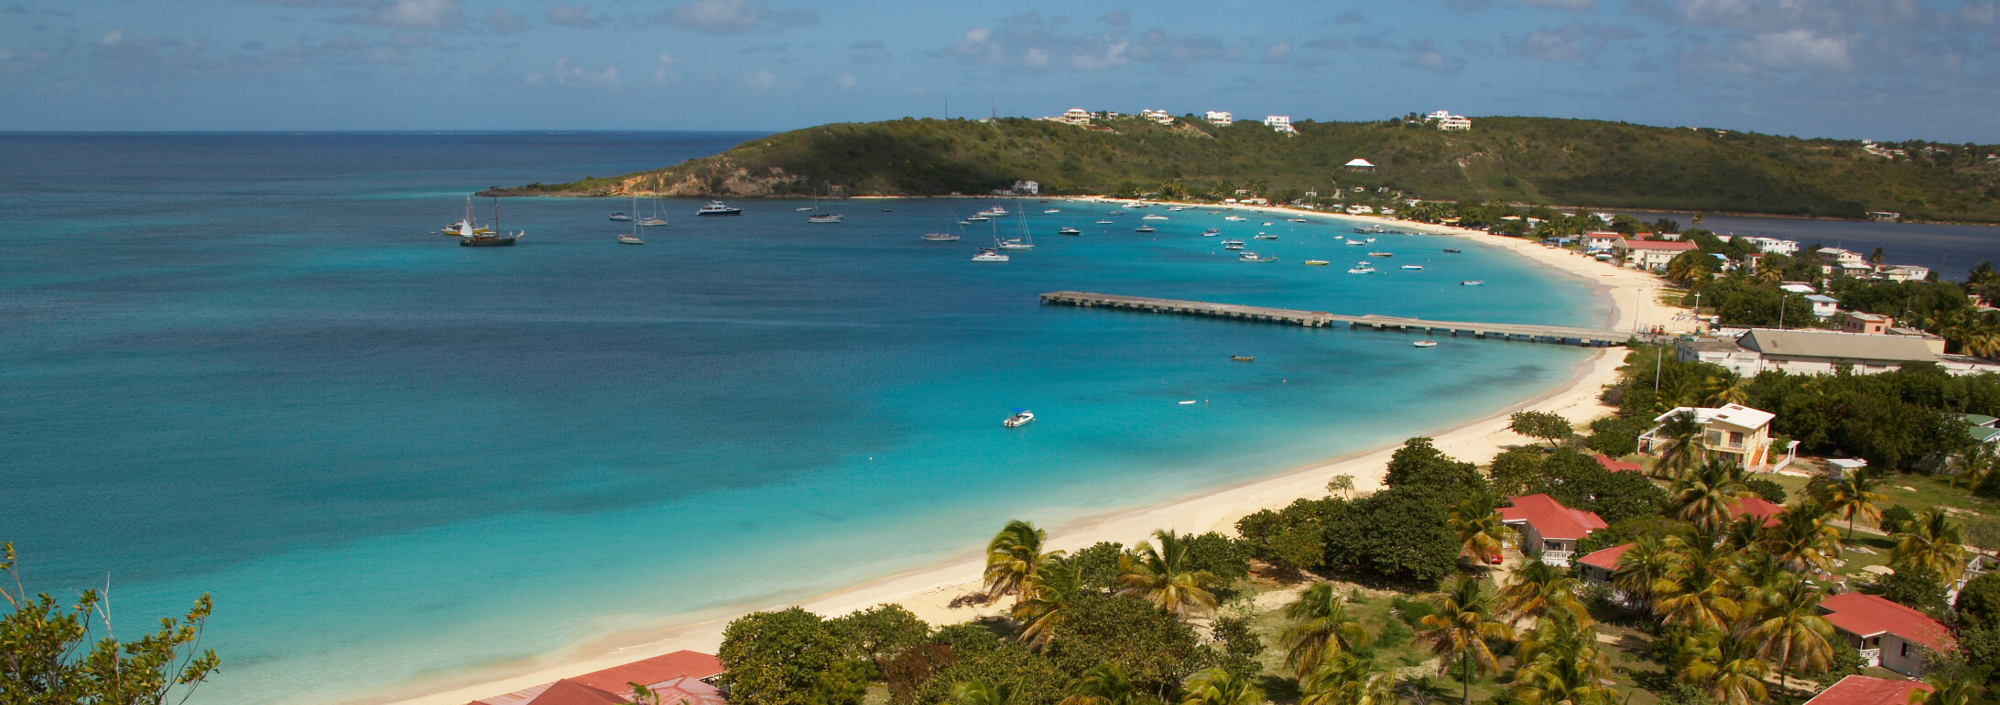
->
(1612, 210, 2000, 280)
(0, 132, 1616, 705)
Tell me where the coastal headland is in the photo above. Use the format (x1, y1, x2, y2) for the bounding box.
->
(380, 202, 1683, 705)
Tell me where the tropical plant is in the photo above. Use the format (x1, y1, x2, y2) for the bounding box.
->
(1762, 498, 1843, 574)
(1299, 653, 1400, 705)
(1417, 576, 1515, 705)
(1510, 610, 1616, 705)
(1653, 534, 1742, 632)
(1447, 496, 1509, 569)
(1116, 530, 1220, 620)
(1911, 665, 1990, 705)
(1611, 534, 1677, 610)
(1893, 509, 1971, 585)
(1282, 583, 1373, 677)
(1677, 629, 1770, 705)
(1670, 459, 1754, 531)
(1179, 668, 1264, 705)
(1016, 556, 1085, 649)
(954, 680, 1018, 705)
(0, 543, 221, 705)
(1059, 664, 1134, 705)
(1819, 471, 1888, 539)
(1497, 559, 1587, 626)
(985, 520, 1062, 604)
(1744, 575, 1837, 690)
(1702, 374, 1750, 407)
(1654, 410, 1706, 479)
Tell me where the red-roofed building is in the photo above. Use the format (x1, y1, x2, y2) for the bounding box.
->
(1804, 675, 1933, 705)
(1498, 494, 1608, 567)
(1819, 593, 1955, 676)
(468, 651, 727, 705)
(1592, 454, 1643, 473)
(1728, 496, 1786, 528)
(1576, 542, 1634, 586)
(1616, 238, 1699, 271)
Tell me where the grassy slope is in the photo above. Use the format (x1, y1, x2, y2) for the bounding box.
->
(494, 116, 2000, 223)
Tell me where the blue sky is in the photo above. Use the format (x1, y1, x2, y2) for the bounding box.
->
(3, 0, 1997, 141)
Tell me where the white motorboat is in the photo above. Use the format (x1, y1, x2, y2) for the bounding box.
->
(1142, 214, 1169, 221)
(608, 212, 632, 222)
(1348, 262, 1376, 274)
(1238, 252, 1277, 262)
(1346, 239, 1367, 246)
(1135, 225, 1156, 233)
(1222, 240, 1245, 250)
(1108, 210, 1125, 215)
(1168, 206, 1187, 211)
(1004, 410, 1035, 427)
(1414, 340, 1439, 348)
(693, 200, 743, 216)
(972, 248, 1009, 262)
(1254, 234, 1277, 240)
(1401, 265, 1423, 270)
(968, 215, 991, 222)
(796, 207, 814, 212)
(1058, 227, 1081, 235)
(1202, 228, 1220, 237)
(1367, 251, 1393, 258)
(1224, 215, 1246, 221)
(1096, 220, 1115, 225)
(1044, 209, 1061, 214)
(1289, 218, 1308, 223)
(1461, 280, 1485, 286)
(1262, 222, 1273, 226)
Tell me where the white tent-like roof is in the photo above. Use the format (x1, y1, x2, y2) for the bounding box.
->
(1344, 158, 1375, 168)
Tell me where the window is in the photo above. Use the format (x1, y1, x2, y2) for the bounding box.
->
(1729, 431, 1745, 447)
(1901, 641, 1912, 658)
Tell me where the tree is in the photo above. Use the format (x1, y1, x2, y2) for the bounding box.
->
(955, 680, 1018, 705)
(1510, 610, 1616, 705)
(1299, 653, 1399, 705)
(828, 604, 931, 664)
(0, 543, 221, 705)
(1116, 530, 1219, 620)
(1893, 509, 1970, 585)
(1653, 535, 1742, 632)
(1509, 411, 1575, 447)
(1016, 556, 1084, 649)
(1447, 496, 1508, 569)
(1654, 411, 1706, 479)
(1210, 614, 1266, 679)
(1281, 583, 1372, 677)
(1497, 559, 1586, 626)
(1611, 535, 1677, 611)
(1744, 576, 1836, 690)
(1670, 459, 1753, 531)
(1382, 438, 1487, 499)
(987, 520, 1062, 604)
(1041, 594, 1204, 692)
(1678, 630, 1770, 705)
(1327, 474, 1356, 499)
(1819, 471, 1888, 539)
(1070, 542, 1126, 593)
(1912, 663, 1989, 705)
(1763, 499, 1842, 574)
(1322, 488, 1461, 585)
(914, 642, 1064, 705)
(1178, 668, 1263, 705)
(1417, 576, 1514, 705)
(719, 608, 849, 705)
(1955, 572, 2000, 631)
(1059, 664, 1134, 705)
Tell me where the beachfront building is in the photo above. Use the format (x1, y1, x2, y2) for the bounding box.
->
(1012, 180, 1040, 195)
(1263, 115, 1297, 134)
(1139, 109, 1174, 125)
(1582, 232, 1622, 251)
(1728, 496, 1786, 527)
(1636, 403, 1776, 470)
(1205, 110, 1234, 125)
(1343, 158, 1375, 172)
(1497, 494, 1607, 567)
(1805, 675, 1933, 705)
(1819, 593, 1954, 675)
(1613, 238, 1698, 271)
(1677, 328, 1995, 377)
(1427, 110, 1472, 130)
(1745, 236, 1800, 255)
(467, 650, 726, 705)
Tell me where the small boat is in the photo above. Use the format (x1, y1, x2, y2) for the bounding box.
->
(1354, 225, 1388, 234)
(1443, 248, 1462, 253)
(968, 215, 991, 222)
(1368, 251, 1393, 258)
(1224, 215, 1246, 221)
(1239, 252, 1277, 262)
(1135, 225, 1156, 233)
(1414, 340, 1439, 348)
(1058, 227, 1082, 235)
(1345, 239, 1368, 246)
(1261, 222, 1273, 226)
(1461, 280, 1484, 286)
(1365, 238, 1376, 243)
(443, 195, 493, 236)
(999, 214, 1034, 249)
(638, 217, 666, 227)
(1348, 262, 1376, 274)
(1108, 210, 1125, 216)
(1254, 234, 1277, 240)
(1142, 214, 1169, 221)
(1401, 265, 1423, 270)
(619, 233, 644, 245)
(1003, 409, 1035, 427)
(608, 212, 632, 222)
(1289, 218, 1308, 223)
(1178, 399, 1197, 404)
(796, 207, 815, 212)
(1044, 209, 1061, 214)
(1222, 240, 1245, 250)
(978, 207, 1009, 217)
(1231, 355, 1254, 362)
(881, 208, 893, 212)
(972, 248, 1009, 263)
(1168, 206, 1187, 211)
(694, 201, 743, 216)
(808, 213, 844, 224)
(1304, 260, 1330, 266)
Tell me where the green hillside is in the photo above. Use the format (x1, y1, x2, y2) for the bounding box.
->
(492, 115, 2000, 223)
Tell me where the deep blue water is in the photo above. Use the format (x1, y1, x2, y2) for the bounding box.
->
(1612, 209, 2000, 279)
(0, 133, 1610, 705)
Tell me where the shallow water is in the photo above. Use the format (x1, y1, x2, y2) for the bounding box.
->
(0, 133, 1605, 705)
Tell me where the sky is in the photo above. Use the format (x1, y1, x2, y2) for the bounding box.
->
(2, 0, 1998, 141)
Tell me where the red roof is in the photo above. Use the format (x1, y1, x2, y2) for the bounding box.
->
(1804, 675, 1933, 705)
(571, 651, 724, 698)
(1621, 238, 1698, 251)
(1498, 494, 1608, 540)
(1819, 592, 1956, 652)
(1593, 454, 1643, 473)
(1578, 543, 1634, 571)
(1728, 496, 1786, 528)
(528, 680, 629, 705)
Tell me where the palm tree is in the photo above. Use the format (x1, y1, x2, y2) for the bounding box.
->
(1912, 667, 1990, 705)
(1016, 555, 1084, 649)
(1702, 373, 1749, 407)
(1447, 497, 1508, 570)
(1496, 559, 1587, 626)
(1678, 630, 1770, 705)
(1763, 499, 1842, 575)
(985, 520, 1061, 604)
(1744, 575, 1836, 691)
(1893, 509, 1970, 585)
(1179, 668, 1264, 705)
(1670, 459, 1753, 531)
(1653, 534, 1741, 632)
(955, 680, 1018, 705)
(1116, 529, 1219, 620)
(1654, 410, 1706, 479)
(1300, 653, 1399, 705)
(1820, 471, 1887, 539)
(1949, 446, 1999, 492)
(1611, 535, 1677, 611)
(1417, 576, 1515, 705)
(1060, 664, 1134, 705)
(1511, 611, 1615, 705)
(1282, 583, 1372, 677)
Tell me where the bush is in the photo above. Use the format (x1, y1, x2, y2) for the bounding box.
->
(1744, 478, 1787, 504)
(1040, 594, 1205, 691)
(1071, 541, 1126, 593)
(1322, 486, 1459, 585)
(1584, 415, 1650, 457)
(910, 642, 1063, 705)
(719, 608, 854, 705)
(1957, 572, 2000, 630)
(1210, 615, 1265, 679)
(1880, 504, 1917, 535)
(827, 604, 930, 665)
(1183, 532, 1252, 585)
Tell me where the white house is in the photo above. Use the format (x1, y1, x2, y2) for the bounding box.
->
(1745, 237, 1800, 255)
(1803, 294, 1839, 319)
(1637, 403, 1777, 469)
(1204, 111, 1234, 125)
(1139, 109, 1174, 125)
(1819, 593, 1954, 676)
(1263, 115, 1296, 134)
(1878, 264, 1930, 282)
(1497, 494, 1607, 567)
(1012, 180, 1040, 195)
(1345, 205, 1375, 214)
(1427, 110, 1472, 131)
(1582, 232, 1622, 251)
(1614, 238, 1698, 271)
(1048, 108, 1091, 126)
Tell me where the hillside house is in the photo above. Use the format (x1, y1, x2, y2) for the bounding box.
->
(1263, 115, 1297, 134)
(1498, 494, 1607, 567)
(1139, 109, 1174, 125)
(1426, 110, 1472, 130)
(1636, 403, 1776, 469)
(1804, 294, 1839, 319)
(1204, 111, 1233, 125)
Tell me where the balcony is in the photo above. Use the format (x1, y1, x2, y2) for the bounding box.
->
(1541, 550, 1574, 567)
(1858, 648, 1881, 666)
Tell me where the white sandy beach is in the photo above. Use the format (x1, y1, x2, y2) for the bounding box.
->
(381, 202, 1683, 705)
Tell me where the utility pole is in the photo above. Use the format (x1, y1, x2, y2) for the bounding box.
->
(1655, 346, 1664, 396)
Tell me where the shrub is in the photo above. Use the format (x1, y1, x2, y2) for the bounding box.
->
(1880, 504, 1917, 535)
(1744, 478, 1787, 504)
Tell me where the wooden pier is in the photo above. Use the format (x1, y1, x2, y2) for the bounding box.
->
(1038, 291, 1629, 348)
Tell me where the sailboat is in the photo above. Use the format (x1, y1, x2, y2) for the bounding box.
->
(998, 212, 1034, 250)
(618, 197, 645, 244)
(971, 220, 1010, 262)
(923, 209, 962, 241)
(807, 182, 843, 223)
(442, 195, 492, 236)
(638, 198, 667, 227)
(459, 196, 523, 247)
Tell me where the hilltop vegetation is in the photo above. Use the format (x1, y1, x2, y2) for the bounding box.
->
(493, 115, 2000, 223)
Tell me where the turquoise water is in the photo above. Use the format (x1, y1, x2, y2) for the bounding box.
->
(0, 134, 1605, 705)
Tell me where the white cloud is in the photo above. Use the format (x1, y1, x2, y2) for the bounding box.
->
(1506, 22, 1642, 61)
(546, 3, 607, 29)
(1523, 0, 1598, 9)
(944, 12, 1242, 73)
(654, 53, 680, 84)
(1262, 40, 1293, 64)
(1738, 28, 1851, 69)
(745, 68, 776, 88)
(100, 29, 124, 45)
(658, 0, 820, 35)
(527, 57, 619, 86)
(1403, 38, 1467, 74)
(834, 73, 855, 89)
(338, 0, 464, 31)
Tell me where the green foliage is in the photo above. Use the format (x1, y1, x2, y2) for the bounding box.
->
(1810, 643, 1869, 688)
(1743, 478, 1788, 504)
(1954, 626, 2000, 686)
(1071, 542, 1126, 593)
(1584, 415, 1649, 457)
(1509, 411, 1575, 447)
(505, 117, 2000, 223)
(1180, 532, 1252, 586)
(1038, 594, 1205, 692)
(911, 642, 1064, 705)
(1881, 504, 1919, 535)
(827, 604, 931, 665)
(1209, 615, 1266, 679)
(0, 542, 221, 705)
(1383, 437, 1489, 503)
(1957, 573, 2000, 630)
(719, 607, 853, 705)
(1322, 485, 1461, 585)
(1487, 447, 1669, 524)
(1866, 566, 1953, 620)
(930, 623, 1006, 655)
(805, 660, 870, 705)
(1234, 498, 1344, 572)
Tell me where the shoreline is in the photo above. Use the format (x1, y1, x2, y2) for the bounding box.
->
(376, 203, 1678, 705)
